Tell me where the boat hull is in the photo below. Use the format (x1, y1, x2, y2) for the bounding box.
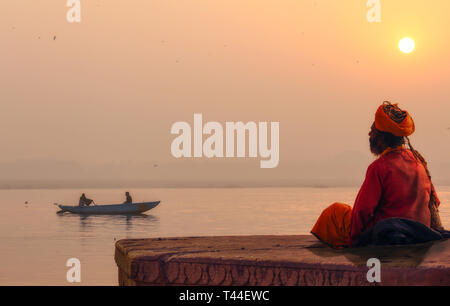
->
(57, 201, 160, 215)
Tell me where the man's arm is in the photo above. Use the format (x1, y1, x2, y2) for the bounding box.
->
(349, 162, 383, 245)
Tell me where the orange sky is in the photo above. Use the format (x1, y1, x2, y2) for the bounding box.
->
(1, 1, 450, 186)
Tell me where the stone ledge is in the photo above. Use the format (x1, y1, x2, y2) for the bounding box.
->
(114, 235, 450, 286)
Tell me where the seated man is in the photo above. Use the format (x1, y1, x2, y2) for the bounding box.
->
(123, 191, 133, 204)
(311, 101, 444, 248)
(79, 193, 94, 207)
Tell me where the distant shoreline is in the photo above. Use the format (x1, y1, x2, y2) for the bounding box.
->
(1, 180, 449, 190)
(0, 184, 357, 190)
(0, 179, 359, 190)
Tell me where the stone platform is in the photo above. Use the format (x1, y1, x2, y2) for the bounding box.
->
(114, 235, 450, 286)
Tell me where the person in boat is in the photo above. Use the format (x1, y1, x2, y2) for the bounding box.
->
(311, 101, 446, 248)
(78, 193, 94, 207)
(123, 191, 132, 204)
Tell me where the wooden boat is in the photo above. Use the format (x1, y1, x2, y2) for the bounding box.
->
(57, 201, 160, 215)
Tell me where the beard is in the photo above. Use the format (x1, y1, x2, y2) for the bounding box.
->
(369, 137, 384, 156)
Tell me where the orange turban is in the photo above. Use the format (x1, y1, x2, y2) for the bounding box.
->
(375, 101, 415, 136)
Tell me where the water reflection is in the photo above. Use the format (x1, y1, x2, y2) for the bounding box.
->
(78, 214, 159, 231)
(306, 240, 433, 267)
(57, 212, 160, 234)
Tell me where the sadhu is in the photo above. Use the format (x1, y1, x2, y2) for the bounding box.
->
(311, 101, 448, 248)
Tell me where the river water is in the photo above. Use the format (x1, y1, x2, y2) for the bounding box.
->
(1, 187, 449, 285)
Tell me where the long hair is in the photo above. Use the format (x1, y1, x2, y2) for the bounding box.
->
(380, 102, 443, 230)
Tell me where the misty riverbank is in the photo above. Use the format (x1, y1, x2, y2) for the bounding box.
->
(3, 179, 450, 190)
(0, 179, 370, 190)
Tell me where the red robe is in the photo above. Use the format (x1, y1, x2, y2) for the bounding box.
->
(349, 148, 437, 246)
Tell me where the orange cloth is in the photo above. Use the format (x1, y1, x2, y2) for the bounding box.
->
(311, 203, 352, 249)
(379, 145, 405, 157)
(374, 103, 415, 136)
(348, 147, 432, 245)
(311, 146, 434, 249)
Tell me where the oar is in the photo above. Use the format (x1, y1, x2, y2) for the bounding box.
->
(54, 203, 64, 214)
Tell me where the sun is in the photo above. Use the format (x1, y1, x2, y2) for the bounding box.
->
(399, 37, 415, 54)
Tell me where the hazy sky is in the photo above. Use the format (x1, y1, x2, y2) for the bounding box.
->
(1, 1, 450, 186)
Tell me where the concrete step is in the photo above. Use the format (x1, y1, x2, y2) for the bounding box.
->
(114, 235, 450, 286)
